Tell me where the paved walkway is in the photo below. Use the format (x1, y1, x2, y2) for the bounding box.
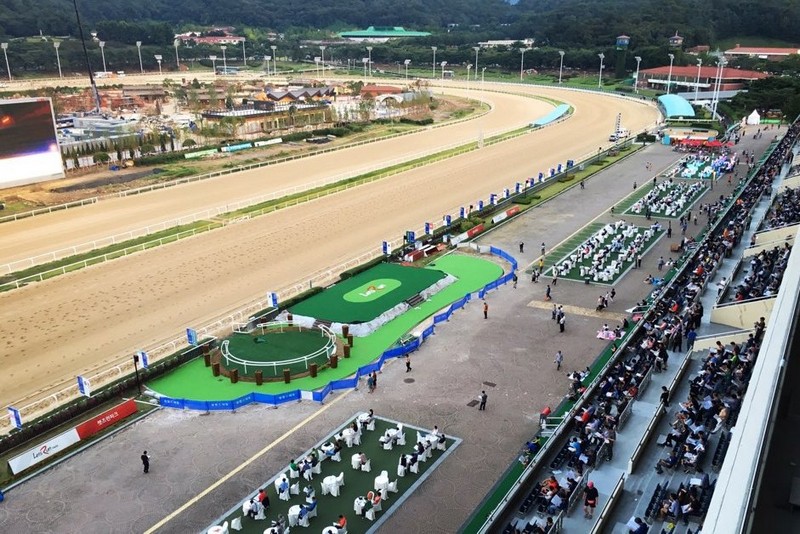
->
(0, 134, 778, 534)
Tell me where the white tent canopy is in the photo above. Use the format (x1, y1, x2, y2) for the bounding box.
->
(746, 109, 761, 125)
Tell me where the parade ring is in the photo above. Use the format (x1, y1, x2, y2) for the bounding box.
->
(217, 321, 338, 381)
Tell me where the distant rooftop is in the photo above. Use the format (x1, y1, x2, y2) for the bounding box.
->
(658, 94, 696, 119)
(339, 26, 430, 39)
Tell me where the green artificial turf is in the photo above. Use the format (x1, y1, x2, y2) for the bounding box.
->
(210, 416, 459, 533)
(223, 330, 332, 377)
(289, 263, 447, 323)
(147, 254, 503, 400)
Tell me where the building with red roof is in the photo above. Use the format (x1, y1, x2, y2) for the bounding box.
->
(637, 65, 769, 93)
(724, 45, 800, 61)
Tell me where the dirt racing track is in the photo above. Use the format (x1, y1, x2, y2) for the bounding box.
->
(0, 82, 660, 412)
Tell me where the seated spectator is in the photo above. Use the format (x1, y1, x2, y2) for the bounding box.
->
(242, 498, 257, 519)
(258, 488, 270, 510)
(655, 451, 679, 474)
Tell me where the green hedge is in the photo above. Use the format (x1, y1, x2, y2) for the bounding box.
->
(283, 132, 314, 142)
(399, 117, 434, 126)
(134, 152, 186, 166)
(279, 286, 325, 311)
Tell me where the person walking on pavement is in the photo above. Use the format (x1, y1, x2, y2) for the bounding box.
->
(513, 273, 518, 289)
(538, 257, 545, 272)
(667, 221, 672, 239)
(583, 481, 599, 519)
(559, 314, 566, 333)
(405, 354, 412, 372)
(141, 451, 150, 474)
(580, 179, 585, 189)
(541, 242, 546, 256)
(519, 242, 524, 253)
(478, 390, 487, 411)
(554, 350, 563, 371)
(657, 256, 665, 271)
(483, 301, 489, 319)
(545, 284, 552, 301)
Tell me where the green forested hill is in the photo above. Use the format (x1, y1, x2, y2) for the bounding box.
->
(1, 0, 798, 50)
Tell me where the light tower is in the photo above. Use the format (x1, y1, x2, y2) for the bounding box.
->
(136, 41, 143, 73)
(54, 42, 63, 78)
(98, 40, 107, 73)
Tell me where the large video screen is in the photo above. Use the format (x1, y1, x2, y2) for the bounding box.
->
(0, 98, 64, 188)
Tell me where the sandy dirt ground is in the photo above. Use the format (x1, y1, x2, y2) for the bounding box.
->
(0, 83, 659, 409)
(0, 89, 542, 267)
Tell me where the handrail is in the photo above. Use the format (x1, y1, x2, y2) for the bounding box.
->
(627, 404, 665, 475)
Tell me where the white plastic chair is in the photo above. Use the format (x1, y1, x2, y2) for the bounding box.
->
(397, 463, 406, 477)
(335, 472, 345, 488)
(388, 479, 398, 493)
(366, 420, 376, 431)
(307, 506, 317, 519)
(396, 432, 406, 446)
(409, 462, 419, 474)
(290, 482, 300, 496)
(289, 467, 300, 479)
(230, 517, 242, 531)
(344, 434, 354, 448)
(312, 463, 322, 475)
(360, 459, 371, 473)
(331, 451, 341, 462)
(437, 439, 446, 451)
(320, 482, 330, 496)
(211, 520, 229, 534)
(303, 469, 313, 482)
(353, 431, 362, 446)
(353, 497, 364, 515)
(298, 514, 309, 527)
(351, 454, 361, 470)
(365, 509, 376, 521)
(382, 440, 393, 451)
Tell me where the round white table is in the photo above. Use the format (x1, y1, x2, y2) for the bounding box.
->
(323, 475, 339, 496)
(375, 474, 389, 491)
(322, 527, 338, 534)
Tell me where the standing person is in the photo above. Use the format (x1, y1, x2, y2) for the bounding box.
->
(519, 242, 525, 253)
(545, 284, 552, 301)
(554, 350, 563, 371)
(483, 301, 489, 319)
(580, 179, 585, 189)
(371, 371, 378, 391)
(583, 481, 599, 519)
(551, 271, 559, 286)
(541, 242, 546, 256)
(531, 269, 539, 283)
(551, 304, 558, 321)
(633, 181, 637, 190)
(538, 257, 545, 272)
(660, 386, 670, 407)
(686, 327, 697, 351)
(367, 374, 376, 393)
(559, 314, 566, 333)
(667, 221, 672, 238)
(141, 451, 150, 474)
(513, 272, 518, 289)
(657, 256, 665, 271)
(636, 254, 643, 269)
(405, 354, 412, 372)
(478, 390, 487, 411)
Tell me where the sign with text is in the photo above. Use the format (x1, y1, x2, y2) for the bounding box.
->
(75, 399, 138, 440)
(8, 406, 22, 429)
(8, 428, 81, 474)
(186, 328, 198, 346)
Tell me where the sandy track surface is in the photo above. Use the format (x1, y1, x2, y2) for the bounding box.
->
(0, 84, 659, 407)
(0, 89, 543, 267)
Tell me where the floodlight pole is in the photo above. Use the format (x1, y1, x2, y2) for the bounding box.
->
(209, 55, 217, 74)
(366, 46, 373, 76)
(431, 46, 437, 78)
(221, 46, 227, 74)
(0, 43, 9, 81)
(558, 50, 565, 84)
(154, 54, 162, 75)
(54, 42, 63, 78)
(695, 59, 703, 103)
(270, 45, 277, 75)
(520, 48, 527, 81)
(598, 53, 605, 87)
(99, 40, 107, 73)
(242, 38, 247, 66)
(174, 39, 180, 68)
(634, 56, 642, 93)
(473, 46, 480, 81)
(320, 45, 326, 76)
(666, 53, 675, 94)
(136, 41, 143, 73)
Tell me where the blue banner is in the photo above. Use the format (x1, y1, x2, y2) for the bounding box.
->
(186, 328, 198, 346)
(267, 292, 279, 308)
(460, 207, 466, 219)
(516, 182, 521, 193)
(425, 222, 431, 235)
(137, 350, 149, 368)
(77, 375, 91, 397)
(478, 200, 484, 210)
(382, 241, 390, 255)
(406, 230, 416, 243)
(8, 406, 22, 429)
(444, 215, 452, 226)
